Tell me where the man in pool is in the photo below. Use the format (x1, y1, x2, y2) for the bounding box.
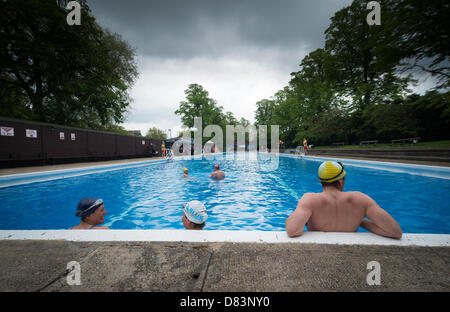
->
(69, 198, 110, 230)
(182, 168, 189, 177)
(182, 200, 208, 230)
(285, 161, 402, 239)
(210, 164, 225, 180)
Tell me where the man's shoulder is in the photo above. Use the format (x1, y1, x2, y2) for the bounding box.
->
(300, 192, 321, 202)
(302, 192, 318, 197)
(342, 191, 371, 202)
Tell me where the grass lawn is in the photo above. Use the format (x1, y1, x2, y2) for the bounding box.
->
(310, 140, 450, 150)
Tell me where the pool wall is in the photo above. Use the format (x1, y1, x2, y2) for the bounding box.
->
(0, 230, 449, 246)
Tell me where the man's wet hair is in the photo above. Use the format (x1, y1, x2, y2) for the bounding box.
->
(321, 176, 345, 188)
(192, 222, 205, 229)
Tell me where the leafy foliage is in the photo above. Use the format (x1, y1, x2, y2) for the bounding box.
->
(253, 0, 449, 147)
(175, 83, 252, 148)
(145, 127, 167, 140)
(0, 0, 138, 131)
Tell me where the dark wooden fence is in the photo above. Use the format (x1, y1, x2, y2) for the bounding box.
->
(0, 117, 162, 168)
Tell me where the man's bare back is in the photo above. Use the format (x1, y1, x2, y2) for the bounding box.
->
(210, 164, 225, 180)
(286, 188, 402, 238)
(303, 191, 366, 232)
(285, 160, 402, 239)
(210, 170, 225, 180)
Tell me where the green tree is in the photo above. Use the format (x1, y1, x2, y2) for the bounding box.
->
(364, 99, 420, 141)
(325, 0, 412, 111)
(103, 124, 129, 135)
(408, 91, 450, 141)
(254, 0, 449, 146)
(224, 111, 238, 126)
(0, 0, 138, 129)
(385, 0, 449, 88)
(175, 83, 227, 147)
(288, 49, 343, 145)
(146, 127, 167, 140)
(255, 99, 275, 126)
(175, 83, 224, 128)
(238, 117, 250, 127)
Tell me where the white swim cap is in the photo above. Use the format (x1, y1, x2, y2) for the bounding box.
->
(183, 200, 208, 224)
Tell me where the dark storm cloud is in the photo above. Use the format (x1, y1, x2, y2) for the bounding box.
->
(88, 0, 352, 60)
(85, 0, 353, 131)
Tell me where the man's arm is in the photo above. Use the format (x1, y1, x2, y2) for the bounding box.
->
(285, 195, 313, 237)
(360, 194, 402, 239)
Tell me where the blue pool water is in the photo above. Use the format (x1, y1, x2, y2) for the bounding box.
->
(0, 153, 449, 233)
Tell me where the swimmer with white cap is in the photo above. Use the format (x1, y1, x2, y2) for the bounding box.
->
(182, 200, 208, 230)
(285, 160, 402, 239)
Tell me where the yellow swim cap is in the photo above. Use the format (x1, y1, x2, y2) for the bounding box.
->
(318, 161, 346, 183)
(183, 168, 188, 172)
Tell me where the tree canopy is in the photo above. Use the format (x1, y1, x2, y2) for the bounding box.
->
(253, 0, 449, 147)
(145, 127, 167, 140)
(175, 83, 252, 148)
(175, 83, 224, 129)
(0, 0, 138, 132)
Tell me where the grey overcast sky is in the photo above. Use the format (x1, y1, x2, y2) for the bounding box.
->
(88, 0, 355, 136)
(88, 0, 435, 137)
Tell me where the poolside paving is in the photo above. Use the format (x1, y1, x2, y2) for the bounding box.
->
(0, 240, 448, 292)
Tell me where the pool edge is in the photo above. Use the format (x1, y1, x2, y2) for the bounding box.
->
(0, 230, 449, 247)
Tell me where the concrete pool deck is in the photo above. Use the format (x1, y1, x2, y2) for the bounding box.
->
(0, 239, 449, 292)
(0, 155, 449, 292)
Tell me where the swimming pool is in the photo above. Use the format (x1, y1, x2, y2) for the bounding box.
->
(0, 153, 449, 234)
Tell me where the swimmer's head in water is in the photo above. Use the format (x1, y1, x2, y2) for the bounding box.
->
(183, 200, 208, 224)
(75, 198, 103, 218)
(214, 164, 220, 170)
(318, 161, 346, 183)
(183, 168, 188, 173)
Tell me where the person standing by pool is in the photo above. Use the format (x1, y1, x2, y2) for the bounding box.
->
(182, 200, 208, 230)
(210, 164, 225, 180)
(303, 138, 308, 153)
(285, 161, 402, 239)
(69, 198, 110, 230)
(161, 142, 166, 158)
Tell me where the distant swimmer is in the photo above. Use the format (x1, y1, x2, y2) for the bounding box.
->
(210, 164, 225, 180)
(182, 200, 208, 230)
(182, 168, 189, 177)
(285, 161, 402, 239)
